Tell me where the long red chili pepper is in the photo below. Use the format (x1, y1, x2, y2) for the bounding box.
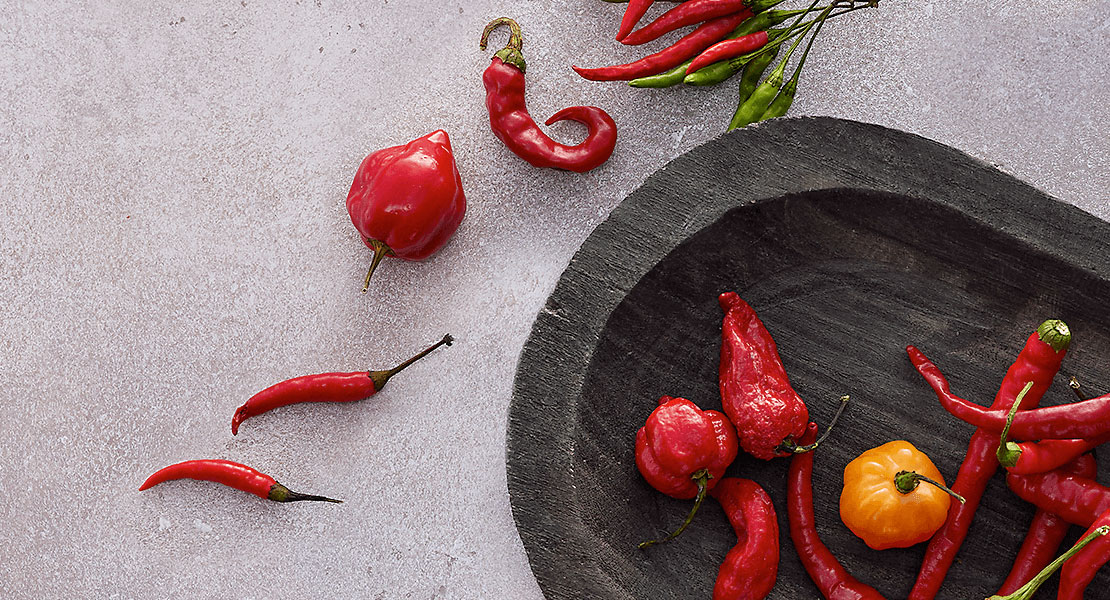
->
(481, 18, 617, 172)
(996, 453, 1097, 595)
(1007, 463, 1110, 528)
(1059, 511, 1110, 600)
(139, 459, 341, 503)
(787, 423, 886, 600)
(615, 0, 654, 41)
(709, 478, 779, 600)
(621, 0, 752, 46)
(574, 12, 751, 81)
(686, 31, 769, 74)
(1001, 433, 1110, 475)
(907, 320, 1071, 600)
(231, 334, 452, 435)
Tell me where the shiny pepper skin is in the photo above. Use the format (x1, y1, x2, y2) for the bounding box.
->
(346, 129, 466, 290)
(710, 478, 780, 600)
(635, 396, 738, 499)
(840, 441, 952, 550)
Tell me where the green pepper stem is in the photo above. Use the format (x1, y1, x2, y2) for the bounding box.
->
(986, 525, 1109, 600)
(996, 381, 1034, 468)
(1036, 319, 1071, 353)
(480, 17, 527, 73)
(893, 470, 965, 503)
(778, 395, 850, 454)
(268, 483, 343, 503)
(638, 469, 710, 550)
(361, 238, 394, 293)
(369, 334, 454, 391)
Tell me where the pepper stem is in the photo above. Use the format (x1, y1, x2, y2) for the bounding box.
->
(777, 395, 850, 454)
(361, 238, 394, 293)
(638, 469, 710, 550)
(480, 17, 527, 73)
(369, 334, 454, 391)
(893, 470, 965, 503)
(268, 483, 343, 503)
(1069, 376, 1087, 401)
(986, 525, 1109, 600)
(1036, 319, 1071, 353)
(996, 381, 1034, 468)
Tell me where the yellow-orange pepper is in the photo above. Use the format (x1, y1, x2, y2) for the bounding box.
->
(840, 440, 963, 550)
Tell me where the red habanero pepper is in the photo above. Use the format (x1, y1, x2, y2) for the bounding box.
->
(686, 31, 769, 74)
(480, 18, 617, 173)
(139, 459, 341, 503)
(906, 320, 1071, 600)
(1007, 459, 1110, 528)
(709, 478, 779, 600)
(996, 453, 1098, 595)
(574, 12, 751, 81)
(346, 130, 466, 292)
(621, 0, 753, 46)
(230, 334, 452, 435)
(635, 396, 738, 548)
(615, 0, 655, 41)
(1059, 512, 1110, 600)
(787, 423, 887, 600)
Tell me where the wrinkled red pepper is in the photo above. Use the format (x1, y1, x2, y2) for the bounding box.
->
(635, 395, 738, 548)
(710, 478, 779, 600)
(346, 129, 467, 291)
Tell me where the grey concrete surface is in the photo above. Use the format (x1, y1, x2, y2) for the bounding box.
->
(0, 1, 1106, 598)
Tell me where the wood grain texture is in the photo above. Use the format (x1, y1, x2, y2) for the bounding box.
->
(507, 117, 1110, 600)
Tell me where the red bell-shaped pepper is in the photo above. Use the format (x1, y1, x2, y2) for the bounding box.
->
(635, 395, 738, 548)
(346, 129, 467, 291)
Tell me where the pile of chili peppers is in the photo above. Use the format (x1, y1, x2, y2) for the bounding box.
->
(583, 0, 881, 130)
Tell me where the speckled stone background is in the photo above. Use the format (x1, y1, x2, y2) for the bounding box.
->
(0, 1, 1106, 598)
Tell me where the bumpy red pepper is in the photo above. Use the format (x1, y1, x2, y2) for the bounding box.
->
(718, 292, 809, 459)
(480, 18, 617, 173)
(709, 478, 779, 600)
(139, 459, 341, 503)
(635, 395, 738, 548)
(346, 130, 466, 291)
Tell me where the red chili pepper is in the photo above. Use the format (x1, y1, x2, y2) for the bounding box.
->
(346, 130, 466, 292)
(480, 18, 617, 173)
(139, 459, 341, 503)
(907, 320, 1071, 600)
(615, 0, 655, 41)
(1000, 433, 1110, 475)
(1059, 513, 1110, 600)
(621, 0, 752, 46)
(709, 478, 779, 600)
(787, 423, 887, 600)
(231, 334, 452, 435)
(718, 292, 809, 459)
(1007, 461, 1110, 528)
(635, 395, 738, 548)
(574, 12, 751, 81)
(988, 526, 1110, 600)
(996, 453, 1097, 595)
(686, 31, 769, 74)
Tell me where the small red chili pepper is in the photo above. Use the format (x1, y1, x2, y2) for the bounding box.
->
(1059, 514, 1110, 600)
(686, 31, 769, 74)
(635, 395, 738, 548)
(709, 478, 779, 600)
(996, 453, 1098, 595)
(346, 130, 467, 292)
(230, 334, 452, 435)
(615, 0, 654, 41)
(1006, 459, 1110, 528)
(621, 0, 752, 46)
(906, 319, 1071, 600)
(787, 423, 887, 600)
(139, 459, 341, 503)
(574, 12, 751, 81)
(480, 18, 617, 173)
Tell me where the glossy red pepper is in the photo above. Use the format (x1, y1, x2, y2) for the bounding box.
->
(687, 31, 769, 74)
(231, 335, 452, 435)
(709, 478, 779, 600)
(615, 0, 655, 41)
(907, 320, 1071, 600)
(621, 0, 752, 46)
(574, 12, 751, 81)
(635, 395, 738, 548)
(1007, 461, 1110, 528)
(987, 526, 1110, 600)
(139, 459, 341, 503)
(481, 18, 617, 173)
(787, 423, 887, 600)
(346, 130, 466, 291)
(1059, 512, 1110, 600)
(717, 292, 809, 459)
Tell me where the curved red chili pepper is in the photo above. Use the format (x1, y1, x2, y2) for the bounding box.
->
(622, 0, 751, 46)
(481, 18, 617, 173)
(907, 320, 1071, 600)
(1007, 461, 1110, 528)
(615, 0, 654, 41)
(139, 459, 341, 503)
(996, 453, 1097, 595)
(1059, 511, 1110, 600)
(686, 31, 769, 74)
(1002, 433, 1110, 475)
(709, 478, 779, 600)
(787, 423, 887, 600)
(574, 12, 750, 81)
(231, 335, 452, 435)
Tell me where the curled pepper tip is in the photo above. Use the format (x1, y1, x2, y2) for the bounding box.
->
(1036, 319, 1071, 352)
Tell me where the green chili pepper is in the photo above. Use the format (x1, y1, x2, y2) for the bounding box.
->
(758, 3, 832, 122)
(735, 44, 780, 105)
(728, 62, 788, 131)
